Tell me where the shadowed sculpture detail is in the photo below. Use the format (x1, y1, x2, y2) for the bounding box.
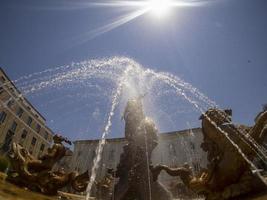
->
(113, 96, 172, 200)
(151, 108, 267, 200)
(6, 134, 90, 195)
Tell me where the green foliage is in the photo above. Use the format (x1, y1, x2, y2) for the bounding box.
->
(0, 155, 9, 172)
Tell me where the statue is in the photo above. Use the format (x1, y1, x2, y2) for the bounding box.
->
(6, 134, 90, 195)
(113, 96, 172, 200)
(151, 108, 267, 200)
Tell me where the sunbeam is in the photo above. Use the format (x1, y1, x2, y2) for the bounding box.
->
(73, 8, 149, 45)
(68, 0, 210, 46)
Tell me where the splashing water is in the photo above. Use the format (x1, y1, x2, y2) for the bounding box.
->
(85, 65, 132, 199)
(9, 57, 218, 143)
(143, 121, 152, 200)
(180, 125, 201, 176)
(154, 73, 262, 170)
(5, 56, 267, 198)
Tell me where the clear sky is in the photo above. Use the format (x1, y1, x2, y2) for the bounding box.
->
(0, 0, 267, 141)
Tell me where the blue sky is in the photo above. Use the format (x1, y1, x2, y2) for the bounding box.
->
(0, 0, 267, 141)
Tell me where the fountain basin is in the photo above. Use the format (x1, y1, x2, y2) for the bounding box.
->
(1, 180, 267, 200)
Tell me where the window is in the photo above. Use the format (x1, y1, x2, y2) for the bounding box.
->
(0, 111, 7, 123)
(21, 130, 28, 139)
(36, 124, 41, 133)
(109, 149, 115, 161)
(40, 144, 45, 152)
(7, 99, 14, 108)
(19, 130, 27, 145)
(27, 117, 32, 126)
(31, 137, 37, 146)
(44, 131, 49, 140)
(16, 107, 24, 118)
(2, 130, 14, 152)
(10, 121, 17, 132)
(38, 144, 45, 158)
(190, 142, 195, 150)
(1, 76, 6, 82)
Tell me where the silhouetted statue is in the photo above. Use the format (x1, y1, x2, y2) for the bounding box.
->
(113, 96, 172, 200)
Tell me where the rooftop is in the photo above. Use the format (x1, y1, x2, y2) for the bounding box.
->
(74, 127, 202, 144)
(0, 67, 46, 122)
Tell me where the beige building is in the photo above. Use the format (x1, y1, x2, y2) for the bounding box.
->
(0, 68, 53, 158)
(70, 128, 207, 187)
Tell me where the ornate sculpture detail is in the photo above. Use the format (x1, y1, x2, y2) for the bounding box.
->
(7, 134, 89, 195)
(151, 108, 267, 200)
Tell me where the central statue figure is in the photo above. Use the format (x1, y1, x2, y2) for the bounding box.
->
(113, 96, 172, 200)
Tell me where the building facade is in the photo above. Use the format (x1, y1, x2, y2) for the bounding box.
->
(70, 128, 207, 187)
(0, 68, 53, 158)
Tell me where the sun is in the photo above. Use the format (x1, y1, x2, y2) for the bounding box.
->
(146, 0, 173, 18)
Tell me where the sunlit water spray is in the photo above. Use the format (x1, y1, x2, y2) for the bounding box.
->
(155, 73, 265, 169)
(85, 65, 132, 199)
(4, 56, 266, 198)
(180, 125, 201, 176)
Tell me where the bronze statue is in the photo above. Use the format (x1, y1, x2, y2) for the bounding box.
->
(113, 96, 172, 200)
(6, 134, 89, 195)
(151, 108, 267, 200)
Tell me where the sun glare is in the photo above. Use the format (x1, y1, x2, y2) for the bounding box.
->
(146, 0, 173, 17)
(71, 0, 208, 41)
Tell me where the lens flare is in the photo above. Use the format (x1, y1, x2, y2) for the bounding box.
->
(146, 0, 173, 17)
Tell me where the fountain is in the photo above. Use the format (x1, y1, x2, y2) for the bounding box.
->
(0, 57, 266, 200)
